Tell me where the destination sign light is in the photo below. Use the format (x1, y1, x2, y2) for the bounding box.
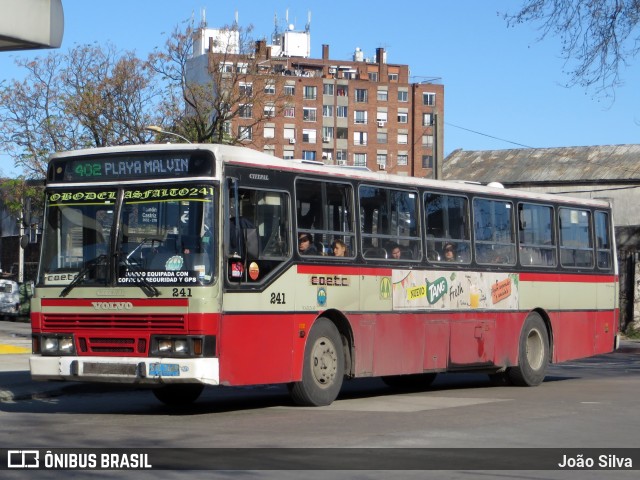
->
(49, 152, 215, 182)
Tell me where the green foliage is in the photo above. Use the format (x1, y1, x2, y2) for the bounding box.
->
(624, 324, 640, 339)
(0, 178, 44, 218)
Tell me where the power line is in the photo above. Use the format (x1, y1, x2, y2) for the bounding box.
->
(446, 122, 535, 149)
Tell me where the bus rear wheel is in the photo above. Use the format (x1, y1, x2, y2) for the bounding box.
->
(152, 384, 204, 406)
(289, 318, 344, 406)
(508, 312, 549, 386)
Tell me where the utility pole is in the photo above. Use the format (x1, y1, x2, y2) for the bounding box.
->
(18, 209, 24, 283)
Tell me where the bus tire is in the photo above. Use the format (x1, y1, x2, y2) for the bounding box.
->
(152, 384, 204, 406)
(508, 312, 549, 387)
(382, 373, 437, 390)
(289, 318, 344, 406)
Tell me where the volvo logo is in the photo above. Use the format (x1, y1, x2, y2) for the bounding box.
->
(91, 301, 134, 310)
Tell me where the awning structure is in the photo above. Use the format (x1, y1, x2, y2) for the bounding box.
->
(0, 0, 64, 52)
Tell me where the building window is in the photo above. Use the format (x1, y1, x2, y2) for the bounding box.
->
(423, 93, 436, 106)
(336, 127, 348, 139)
(322, 126, 334, 141)
(284, 106, 295, 118)
(284, 84, 295, 96)
(239, 82, 253, 97)
(263, 147, 275, 156)
(304, 85, 317, 100)
(239, 104, 253, 118)
(398, 90, 408, 102)
(219, 62, 233, 73)
(264, 104, 275, 118)
(377, 89, 388, 101)
(354, 153, 367, 167)
(397, 154, 408, 166)
(354, 131, 367, 146)
(397, 112, 408, 123)
(377, 111, 388, 123)
(236, 63, 248, 74)
(303, 129, 317, 143)
(398, 133, 408, 145)
(377, 154, 387, 168)
(264, 126, 275, 139)
(377, 132, 388, 144)
(238, 126, 252, 141)
(337, 85, 348, 97)
(368, 72, 379, 82)
(264, 81, 275, 94)
(388, 73, 399, 82)
(323, 105, 334, 117)
(302, 150, 317, 161)
(422, 135, 434, 147)
(337, 106, 348, 118)
(336, 149, 348, 162)
(283, 127, 295, 141)
(283, 150, 294, 160)
(354, 110, 367, 124)
(423, 112, 433, 126)
(303, 107, 317, 122)
(355, 88, 368, 103)
(323, 84, 334, 95)
(422, 155, 433, 168)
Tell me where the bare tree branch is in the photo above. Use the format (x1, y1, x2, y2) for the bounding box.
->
(505, 0, 640, 96)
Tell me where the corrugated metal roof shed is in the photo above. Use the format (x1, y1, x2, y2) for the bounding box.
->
(443, 144, 640, 185)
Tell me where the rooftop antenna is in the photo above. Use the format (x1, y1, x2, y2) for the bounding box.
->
(200, 8, 206, 28)
(234, 10, 239, 28)
(305, 11, 311, 32)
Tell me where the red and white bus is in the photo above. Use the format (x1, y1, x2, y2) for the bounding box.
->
(30, 144, 619, 406)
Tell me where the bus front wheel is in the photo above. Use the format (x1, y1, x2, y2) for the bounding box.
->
(508, 312, 550, 386)
(152, 384, 204, 406)
(289, 318, 344, 406)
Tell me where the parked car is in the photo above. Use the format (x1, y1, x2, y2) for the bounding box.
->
(0, 279, 20, 320)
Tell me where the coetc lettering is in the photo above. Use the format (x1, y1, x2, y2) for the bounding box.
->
(310, 275, 350, 287)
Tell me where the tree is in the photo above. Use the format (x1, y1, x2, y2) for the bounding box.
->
(505, 1, 640, 95)
(148, 19, 290, 145)
(0, 43, 162, 178)
(0, 178, 44, 228)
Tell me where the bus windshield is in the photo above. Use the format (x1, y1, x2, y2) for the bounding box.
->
(39, 184, 215, 294)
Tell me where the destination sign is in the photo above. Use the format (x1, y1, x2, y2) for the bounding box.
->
(49, 151, 215, 182)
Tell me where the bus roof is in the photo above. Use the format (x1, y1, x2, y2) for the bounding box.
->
(48, 143, 611, 209)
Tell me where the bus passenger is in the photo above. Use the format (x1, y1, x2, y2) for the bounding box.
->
(443, 242, 457, 262)
(332, 239, 347, 257)
(298, 233, 318, 255)
(389, 243, 402, 259)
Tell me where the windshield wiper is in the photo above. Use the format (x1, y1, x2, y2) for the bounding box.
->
(59, 254, 108, 298)
(119, 255, 160, 298)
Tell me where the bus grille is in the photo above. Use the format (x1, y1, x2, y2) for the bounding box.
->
(42, 313, 186, 330)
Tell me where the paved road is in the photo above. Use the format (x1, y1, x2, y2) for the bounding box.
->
(1, 320, 639, 480)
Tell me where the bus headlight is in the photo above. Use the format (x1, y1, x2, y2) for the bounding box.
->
(40, 334, 76, 355)
(173, 339, 189, 354)
(157, 339, 174, 353)
(150, 335, 216, 358)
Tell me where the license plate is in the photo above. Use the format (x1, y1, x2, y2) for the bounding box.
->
(149, 363, 180, 377)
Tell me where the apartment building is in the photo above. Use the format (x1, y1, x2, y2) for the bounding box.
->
(191, 25, 444, 178)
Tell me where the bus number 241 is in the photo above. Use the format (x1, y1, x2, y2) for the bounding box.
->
(270, 292, 286, 304)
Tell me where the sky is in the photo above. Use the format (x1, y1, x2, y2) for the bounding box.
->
(1, 0, 639, 176)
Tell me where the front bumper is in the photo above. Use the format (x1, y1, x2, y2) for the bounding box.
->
(30, 355, 220, 385)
